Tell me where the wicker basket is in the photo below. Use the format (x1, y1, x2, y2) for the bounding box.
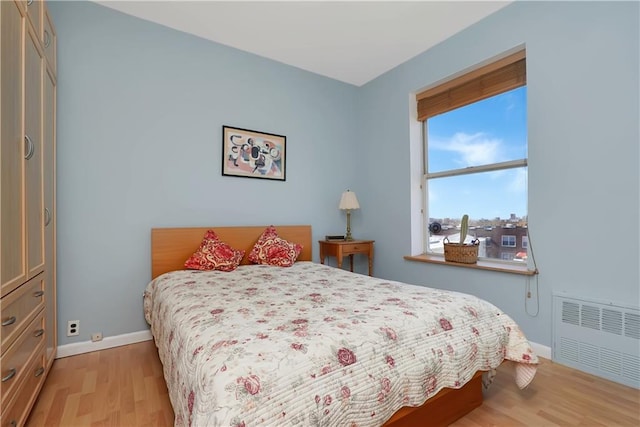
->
(443, 238, 480, 264)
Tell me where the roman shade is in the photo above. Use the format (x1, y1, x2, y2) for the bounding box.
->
(417, 50, 526, 121)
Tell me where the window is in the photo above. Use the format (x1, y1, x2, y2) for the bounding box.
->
(417, 49, 527, 263)
(501, 252, 514, 261)
(502, 235, 516, 247)
(522, 236, 528, 249)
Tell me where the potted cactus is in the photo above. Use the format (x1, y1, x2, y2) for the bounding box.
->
(443, 214, 480, 264)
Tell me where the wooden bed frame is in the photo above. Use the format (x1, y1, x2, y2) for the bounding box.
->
(150, 225, 483, 426)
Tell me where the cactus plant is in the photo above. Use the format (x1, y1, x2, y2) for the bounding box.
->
(459, 214, 469, 244)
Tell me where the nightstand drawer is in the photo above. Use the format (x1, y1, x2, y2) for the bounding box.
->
(341, 243, 370, 254)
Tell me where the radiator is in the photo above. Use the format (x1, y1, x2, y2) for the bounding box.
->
(552, 293, 640, 389)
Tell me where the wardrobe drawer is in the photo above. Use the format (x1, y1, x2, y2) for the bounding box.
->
(1, 275, 45, 355)
(1, 343, 46, 427)
(0, 312, 45, 407)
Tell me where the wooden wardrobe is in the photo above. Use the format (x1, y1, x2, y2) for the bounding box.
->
(1, 0, 57, 425)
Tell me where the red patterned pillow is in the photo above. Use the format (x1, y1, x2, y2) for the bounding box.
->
(184, 230, 245, 272)
(248, 226, 302, 267)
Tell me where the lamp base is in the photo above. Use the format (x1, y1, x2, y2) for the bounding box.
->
(345, 210, 354, 241)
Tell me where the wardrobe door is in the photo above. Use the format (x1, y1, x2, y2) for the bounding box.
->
(24, 24, 45, 280)
(1, 0, 27, 297)
(42, 6, 55, 75)
(25, 0, 42, 39)
(43, 66, 56, 364)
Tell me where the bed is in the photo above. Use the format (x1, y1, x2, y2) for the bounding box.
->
(144, 225, 538, 426)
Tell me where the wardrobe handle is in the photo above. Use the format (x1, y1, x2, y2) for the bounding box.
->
(27, 0, 33, 5)
(2, 368, 17, 382)
(44, 30, 50, 48)
(34, 328, 45, 337)
(44, 207, 51, 226)
(1, 316, 17, 327)
(24, 134, 35, 160)
(35, 366, 45, 377)
(34, 290, 45, 297)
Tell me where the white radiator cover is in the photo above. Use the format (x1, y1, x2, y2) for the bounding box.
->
(552, 293, 639, 389)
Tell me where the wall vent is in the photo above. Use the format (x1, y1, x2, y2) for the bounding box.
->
(553, 293, 639, 389)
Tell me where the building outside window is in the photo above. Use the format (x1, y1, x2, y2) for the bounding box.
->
(501, 252, 515, 261)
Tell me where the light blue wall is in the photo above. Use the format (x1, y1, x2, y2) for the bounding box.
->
(50, 1, 639, 350)
(356, 1, 639, 346)
(49, 1, 359, 345)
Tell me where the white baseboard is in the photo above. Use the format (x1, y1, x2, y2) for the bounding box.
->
(56, 330, 153, 359)
(530, 341, 551, 360)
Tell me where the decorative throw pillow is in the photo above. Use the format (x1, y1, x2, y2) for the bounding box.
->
(184, 230, 245, 272)
(248, 226, 302, 267)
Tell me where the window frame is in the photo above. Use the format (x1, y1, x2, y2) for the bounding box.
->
(501, 235, 517, 247)
(417, 48, 528, 264)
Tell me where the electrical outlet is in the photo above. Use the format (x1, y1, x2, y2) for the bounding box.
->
(67, 320, 79, 336)
(91, 332, 103, 342)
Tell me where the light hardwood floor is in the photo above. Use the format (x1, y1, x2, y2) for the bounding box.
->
(26, 340, 639, 426)
(26, 341, 173, 427)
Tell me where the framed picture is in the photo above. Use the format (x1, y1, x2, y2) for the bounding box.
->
(222, 126, 286, 181)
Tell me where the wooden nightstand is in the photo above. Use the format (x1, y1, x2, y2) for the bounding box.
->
(319, 240, 375, 276)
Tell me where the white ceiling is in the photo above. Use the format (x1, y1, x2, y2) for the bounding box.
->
(95, 1, 512, 86)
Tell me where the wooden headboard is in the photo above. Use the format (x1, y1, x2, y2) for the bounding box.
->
(151, 225, 312, 279)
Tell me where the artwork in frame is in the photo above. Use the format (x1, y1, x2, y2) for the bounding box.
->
(222, 126, 286, 181)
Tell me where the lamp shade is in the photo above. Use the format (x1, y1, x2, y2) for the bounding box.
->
(339, 190, 360, 210)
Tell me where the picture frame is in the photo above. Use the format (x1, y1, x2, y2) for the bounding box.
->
(222, 126, 286, 181)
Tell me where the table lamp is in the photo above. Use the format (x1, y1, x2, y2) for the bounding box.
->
(339, 190, 360, 241)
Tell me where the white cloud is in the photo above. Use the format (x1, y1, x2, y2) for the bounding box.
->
(431, 132, 504, 167)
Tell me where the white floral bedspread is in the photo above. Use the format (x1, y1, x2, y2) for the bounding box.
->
(143, 262, 537, 427)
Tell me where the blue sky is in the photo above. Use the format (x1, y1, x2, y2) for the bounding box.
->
(427, 86, 527, 222)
